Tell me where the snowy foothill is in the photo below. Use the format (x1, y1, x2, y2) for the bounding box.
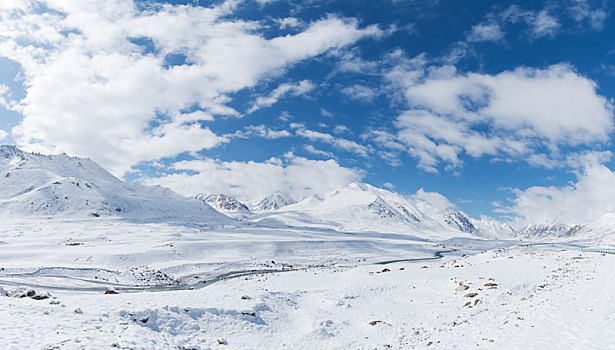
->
(0, 146, 614, 349)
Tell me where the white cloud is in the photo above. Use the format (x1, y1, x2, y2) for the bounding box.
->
(144, 153, 361, 201)
(333, 125, 350, 134)
(340, 84, 377, 102)
(231, 124, 292, 139)
(278, 111, 292, 121)
(568, 1, 607, 30)
(0, 1, 382, 175)
(382, 182, 395, 190)
(275, 17, 302, 30)
(409, 188, 456, 216)
(530, 10, 560, 38)
(467, 23, 505, 42)
(248, 80, 315, 113)
(303, 144, 335, 158)
(295, 127, 370, 157)
(504, 159, 615, 224)
(180, 110, 215, 122)
(0, 84, 17, 110)
(336, 51, 379, 74)
(320, 108, 334, 118)
(500, 6, 560, 39)
(254, 0, 279, 5)
(0, 129, 8, 141)
(380, 61, 613, 172)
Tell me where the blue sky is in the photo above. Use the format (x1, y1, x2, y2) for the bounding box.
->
(1, 0, 615, 223)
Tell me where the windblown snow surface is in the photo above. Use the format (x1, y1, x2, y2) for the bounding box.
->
(1, 146, 615, 349)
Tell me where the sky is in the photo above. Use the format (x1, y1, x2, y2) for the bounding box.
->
(1, 0, 615, 224)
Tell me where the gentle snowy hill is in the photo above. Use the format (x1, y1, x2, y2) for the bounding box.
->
(0, 145, 232, 224)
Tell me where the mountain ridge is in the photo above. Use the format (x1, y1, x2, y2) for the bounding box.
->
(0, 145, 598, 240)
(0, 145, 232, 224)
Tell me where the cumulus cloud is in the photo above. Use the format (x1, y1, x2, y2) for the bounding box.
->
(248, 80, 315, 113)
(231, 124, 292, 140)
(275, 17, 303, 30)
(409, 188, 456, 216)
(0, 1, 382, 175)
(295, 127, 371, 157)
(568, 1, 607, 30)
(382, 182, 395, 190)
(379, 61, 613, 172)
(333, 125, 350, 134)
(303, 144, 335, 158)
(499, 6, 561, 39)
(336, 51, 380, 74)
(320, 108, 334, 118)
(504, 158, 615, 225)
(467, 22, 505, 42)
(340, 84, 377, 102)
(144, 153, 362, 201)
(528, 10, 560, 38)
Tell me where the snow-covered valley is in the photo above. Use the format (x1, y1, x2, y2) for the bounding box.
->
(1, 221, 613, 349)
(1, 146, 615, 349)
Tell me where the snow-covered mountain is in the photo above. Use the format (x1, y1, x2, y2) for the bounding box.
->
(471, 215, 515, 239)
(195, 193, 251, 219)
(196, 193, 249, 212)
(251, 191, 295, 211)
(408, 188, 484, 235)
(4, 145, 600, 240)
(252, 182, 481, 239)
(515, 223, 583, 239)
(0, 145, 232, 224)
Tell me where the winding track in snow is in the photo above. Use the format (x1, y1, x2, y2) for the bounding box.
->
(0, 250, 457, 294)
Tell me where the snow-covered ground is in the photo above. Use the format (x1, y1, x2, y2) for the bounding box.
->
(0, 218, 613, 349)
(1, 147, 615, 349)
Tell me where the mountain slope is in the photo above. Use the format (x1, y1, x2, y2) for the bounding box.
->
(252, 182, 476, 239)
(0, 145, 232, 224)
(470, 216, 515, 239)
(251, 191, 295, 211)
(196, 193, 252, 219)
(515, 223, 583, 239)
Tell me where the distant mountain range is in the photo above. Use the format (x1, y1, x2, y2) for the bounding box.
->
(0, 145, 594, 239)
(200, 181, 516, 239)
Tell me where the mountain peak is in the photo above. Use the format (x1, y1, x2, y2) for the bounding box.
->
(344, 182, 375, 192)
(0, 145, 24, 159)
(0, 147, 232, 224)
(196, 193, 249, 212)
(253, 191, 294, 211)
(330, 182, 380, 197)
